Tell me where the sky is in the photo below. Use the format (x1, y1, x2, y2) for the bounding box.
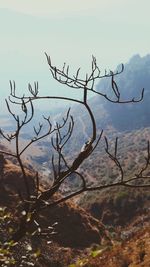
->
(0, 0, 150, 108)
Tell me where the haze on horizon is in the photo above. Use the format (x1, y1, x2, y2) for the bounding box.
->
(0, 0, 150, 109)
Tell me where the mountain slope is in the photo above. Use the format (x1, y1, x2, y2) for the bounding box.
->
(97, 54, 150, 131)
(0, 156, 112, 266)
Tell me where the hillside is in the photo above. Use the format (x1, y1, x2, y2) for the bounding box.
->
(1, 147, 150, 267)
(0, 157, 112, 266)
(70, 225, 150, 267)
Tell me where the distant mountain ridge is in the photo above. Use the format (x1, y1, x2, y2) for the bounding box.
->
(95, 54, 150, 131)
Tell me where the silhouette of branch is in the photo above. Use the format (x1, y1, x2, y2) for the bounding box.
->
(45, 53, 144, 104)
(1, 54, 148, 243)
(104, 136, 124, 182)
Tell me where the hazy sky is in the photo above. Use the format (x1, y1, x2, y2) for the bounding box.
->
(0, 0, 150, 102)
(0, 1, 123, 17)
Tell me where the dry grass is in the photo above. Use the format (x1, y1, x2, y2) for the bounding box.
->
(71, 226, 150, 267)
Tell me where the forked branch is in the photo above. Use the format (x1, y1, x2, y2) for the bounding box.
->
(0, 54, 149, 243)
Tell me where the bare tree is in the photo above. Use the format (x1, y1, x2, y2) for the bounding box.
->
(0, 54, 149, 242)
